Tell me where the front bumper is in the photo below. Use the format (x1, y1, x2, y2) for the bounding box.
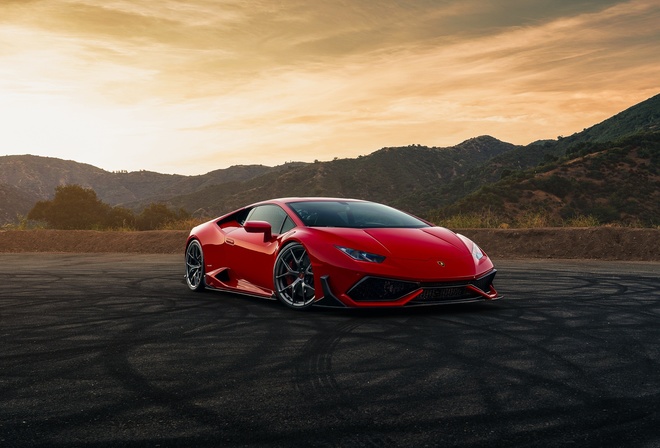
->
(314, 269, 501, 308)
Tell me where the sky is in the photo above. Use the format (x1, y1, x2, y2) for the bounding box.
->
(0, 0, 659, 175)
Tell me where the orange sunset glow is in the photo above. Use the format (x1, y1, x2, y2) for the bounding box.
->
(1, 0, 659, 175)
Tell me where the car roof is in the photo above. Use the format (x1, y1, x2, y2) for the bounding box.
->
(253, 197, 366, 207)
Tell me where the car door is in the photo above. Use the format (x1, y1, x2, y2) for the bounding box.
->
(224, 204, 296, 291)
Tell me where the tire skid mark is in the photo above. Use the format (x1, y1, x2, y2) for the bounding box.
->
(2, 254, 660, 447)
(293, 318, 401, 447)
(294, 319, 363, 404)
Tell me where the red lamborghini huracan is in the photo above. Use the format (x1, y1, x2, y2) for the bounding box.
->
(185, 198, 500, 309)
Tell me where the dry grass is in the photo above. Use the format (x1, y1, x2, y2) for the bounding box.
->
(435, 212, 609, 229)
(158, 218, 208, 231)
(6, 213, 653, 231)
(432, 210, 503, 229)
(566, 215, 600, 227)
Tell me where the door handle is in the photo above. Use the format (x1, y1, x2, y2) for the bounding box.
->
(226, 238, 235, 245)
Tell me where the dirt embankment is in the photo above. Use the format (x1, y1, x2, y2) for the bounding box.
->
(0, 230, 188, 255)
(0, 228, 658, 261)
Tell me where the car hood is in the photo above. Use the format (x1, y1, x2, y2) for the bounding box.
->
(367, 227, 471, 259)
(307, 226, 492, 279)
(314, 226, 471, 260)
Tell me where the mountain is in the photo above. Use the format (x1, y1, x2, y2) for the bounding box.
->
(0, 155, 290, 204)
(0, 137, 518, 224)
(0, 155, 108, 199)
(1, 93, 659, 227)
(0, 155, 294, 223)
(554, 92, 660, 149)
(472, 93, 660, 178)
(0, 183, 39, 225)
(414, 93, 660, 210)
(437, 132, 660, 226)
(160, 136, 519, 217)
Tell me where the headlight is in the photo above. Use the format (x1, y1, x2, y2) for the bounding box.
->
(471, 243, 484, 260)
(336, 246, 386, 263)
(458, 234, 484, 261)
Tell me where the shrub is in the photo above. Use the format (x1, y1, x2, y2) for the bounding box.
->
(27, 185, 111, 230)
(566, 215, 600, 227)
(27, 185, 193, 231)
(136, 203, 191, 231)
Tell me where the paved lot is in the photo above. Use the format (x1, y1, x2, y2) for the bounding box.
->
(1, 254, 659, 447)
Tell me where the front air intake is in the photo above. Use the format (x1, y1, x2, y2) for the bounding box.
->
(347, 277, 419, 302)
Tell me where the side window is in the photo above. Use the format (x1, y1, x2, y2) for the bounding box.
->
(245, 205, 294, 234)
(281, 215, 296, 233)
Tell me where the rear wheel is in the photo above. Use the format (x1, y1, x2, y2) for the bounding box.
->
(185, 240, 205, 291)
(274, 243, 315, 309)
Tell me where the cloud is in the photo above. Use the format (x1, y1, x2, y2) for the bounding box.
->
(173, 0, 659, 159)
(0, 0, 657, 174)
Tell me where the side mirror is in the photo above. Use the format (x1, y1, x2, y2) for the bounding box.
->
(244, 220, 272, 242)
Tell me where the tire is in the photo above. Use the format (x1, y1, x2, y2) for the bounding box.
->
(273, 243, 315, 309)
(185, 239, 205, 292)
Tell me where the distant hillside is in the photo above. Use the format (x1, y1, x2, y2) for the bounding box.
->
(161, 136, 519, 217)
(1, 93, 659, 227)
(0, 155, 108, 199)
(0, 136, 518, 224)
(554, 93, 660, 149)
(0, 183, 39, 225)
(0, 156, 293, 223)
(474, 93, 660, 177)
(418, 93, 660, 210)
(0, 155, 286, 204)
(437, 132, 660, 226)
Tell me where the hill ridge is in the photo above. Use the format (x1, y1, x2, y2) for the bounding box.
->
(1, 93, 659, 227)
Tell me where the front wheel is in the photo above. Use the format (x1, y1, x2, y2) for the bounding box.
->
(185, 239, 205, 291)
(273, 243, 315, 309)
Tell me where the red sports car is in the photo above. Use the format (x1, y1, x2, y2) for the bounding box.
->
(185, 198, 500, 309)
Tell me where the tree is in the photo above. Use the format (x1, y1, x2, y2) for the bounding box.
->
(27, 185, 111, 230)
(105, 206, 136, 229)
(28, 185, 192, 230)
(136, 203, 190, 230)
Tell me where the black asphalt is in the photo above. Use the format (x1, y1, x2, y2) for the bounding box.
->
(1, 254, 659, 447)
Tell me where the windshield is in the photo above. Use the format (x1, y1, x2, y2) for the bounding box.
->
(287, 201, 430, 229)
